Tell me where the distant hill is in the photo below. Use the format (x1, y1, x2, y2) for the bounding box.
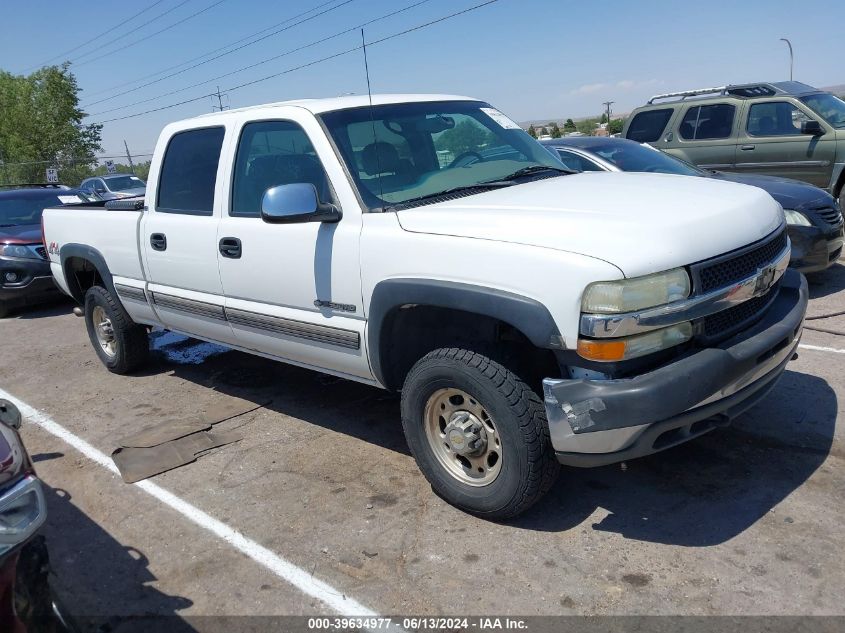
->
(822, 84, 845, 96)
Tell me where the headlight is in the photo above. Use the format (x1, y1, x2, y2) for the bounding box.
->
(0, 244, 40, 259)
(783, 209, 812, 227)
(582, 268, 691, 313)
(577, 322, 693, 361)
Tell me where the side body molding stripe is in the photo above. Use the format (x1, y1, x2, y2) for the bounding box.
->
(151, 292, 226, 321)
(226, 308, 360, 349)
(114, 283, 147, 303)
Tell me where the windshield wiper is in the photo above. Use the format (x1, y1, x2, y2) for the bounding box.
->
(500, 165, 576, 180)
(385, 181, 515, 211)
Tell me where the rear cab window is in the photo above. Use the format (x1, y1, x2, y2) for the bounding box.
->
(156, 126, 225, 215)
(625, 108, 674, 142)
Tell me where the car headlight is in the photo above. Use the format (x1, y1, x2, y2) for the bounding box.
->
(783, 209, 812, 227)
(0, 244, 40, 260)
(581, 268, 691, 313)
(578, 322, 693, 361)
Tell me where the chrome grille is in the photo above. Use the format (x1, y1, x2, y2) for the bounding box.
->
(701, 283, 779, 339)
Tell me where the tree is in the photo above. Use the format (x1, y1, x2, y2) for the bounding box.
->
(607, 118, 624, 135)
(600, 113, 608, 124)
(527, 124, 537, 138)
(576, 118, 599, 136)
(549, 122, 561, 138)
(437, 120, 496, 156)
(539, 126, 548, 136)
(563, 118, 576, 133)
(0, 63, 102, 185)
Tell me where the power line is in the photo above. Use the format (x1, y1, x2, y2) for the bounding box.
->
(92, 0, 500, 125)
(22, 0, 168, 72)
(83, 0, 356, 108)
(87, 0, 433, 118)
(82, 0, 344, 102)
(73, 0, 230, 69)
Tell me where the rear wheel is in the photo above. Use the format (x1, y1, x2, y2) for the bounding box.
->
(401, 348, 559, 519)
(84, 286, 148, 374)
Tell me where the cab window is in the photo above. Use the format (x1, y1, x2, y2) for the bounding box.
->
(747, 102, 812, 137)
(230, 120, 332, 217)
(679, 104, 735, 140)
(157, 126, 225, 215)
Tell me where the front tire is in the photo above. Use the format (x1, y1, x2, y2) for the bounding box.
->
(84, 286, 148, 374)
(400, 348, 559, 519)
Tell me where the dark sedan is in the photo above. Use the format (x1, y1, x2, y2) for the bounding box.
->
(541, 137, 844, 273)
(0, 186, 90, 317)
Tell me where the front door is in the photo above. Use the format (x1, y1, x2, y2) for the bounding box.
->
(141, 125, 237, 345)
(216, 112, 370, 380)
(734, 99, 836, 187)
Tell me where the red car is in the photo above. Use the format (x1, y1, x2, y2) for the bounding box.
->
(0, 400, 75, 632)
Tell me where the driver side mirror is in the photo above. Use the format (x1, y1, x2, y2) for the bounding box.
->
(801, 119, 824, 136)
(261, 183, 341, 224)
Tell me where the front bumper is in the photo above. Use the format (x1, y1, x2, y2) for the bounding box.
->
(543, 269, 808, 467)
(789, 224, 843, 274)
(0, 255, 59, 311)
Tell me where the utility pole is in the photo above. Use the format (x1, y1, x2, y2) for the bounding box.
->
(779, 38, 794, 81)
(123, 140, 135, 174)
(212, 85, 228, 112)
(602, 101, 614, 130)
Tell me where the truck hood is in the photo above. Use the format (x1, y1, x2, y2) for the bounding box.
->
(0, 224, 41, 245)
(396, 172, 784, 277)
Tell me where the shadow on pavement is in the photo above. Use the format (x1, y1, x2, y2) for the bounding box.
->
(147, 334, 835, 546)
(40, 485, 194, 632)
(5, 298, 75, 320)
(512, 369, 836, 545)
(807, 261, 845, 300)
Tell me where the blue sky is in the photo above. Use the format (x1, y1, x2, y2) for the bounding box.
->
(1, 0, 842, 161)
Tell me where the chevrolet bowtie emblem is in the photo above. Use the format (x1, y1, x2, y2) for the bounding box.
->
(755, 264, 777, 294)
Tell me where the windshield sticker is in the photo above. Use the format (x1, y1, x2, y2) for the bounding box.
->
(58, 195, 82, 204)
(480, 107, 521, 130)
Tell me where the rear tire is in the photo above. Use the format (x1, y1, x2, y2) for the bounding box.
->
(84, 286, 148, 374)
(400, 347, 559, 519)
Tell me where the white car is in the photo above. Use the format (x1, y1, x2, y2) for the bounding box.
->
(42, 94, 807, 518)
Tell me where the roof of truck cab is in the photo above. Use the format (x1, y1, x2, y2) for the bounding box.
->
(190, 94, 480, 120)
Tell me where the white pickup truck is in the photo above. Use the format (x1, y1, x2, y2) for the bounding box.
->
(43, 94, 807, 518)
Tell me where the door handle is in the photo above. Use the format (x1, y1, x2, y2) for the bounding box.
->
(150, 233, 167, 251)
(219, 237, 242, 259)
(740, 144, 756, 151)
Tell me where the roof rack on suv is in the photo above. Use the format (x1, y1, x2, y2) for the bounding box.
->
(647, 82, 788, 104)
(0, 183, 71, 189)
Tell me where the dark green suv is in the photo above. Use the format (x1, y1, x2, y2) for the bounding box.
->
(623, 81, 845, 209)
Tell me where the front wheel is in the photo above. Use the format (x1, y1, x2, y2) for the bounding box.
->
(400, 348, 559, 519)
(84, 286, 148, 374)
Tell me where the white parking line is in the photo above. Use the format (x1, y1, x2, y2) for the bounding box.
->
(0, 387, 394, 625)
(799, 343, 845, 355)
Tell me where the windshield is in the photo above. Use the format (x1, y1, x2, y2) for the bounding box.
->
(320, 101, 566, 209)
(586, 141, 704, 176)
(0, 191, 86, 226)
(105, 175, 145, 192)
(800, 93, 845, 129)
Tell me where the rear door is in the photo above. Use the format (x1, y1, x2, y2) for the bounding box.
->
(735, 99, 836, 187)
(667, 102, 738, 170)
(141, 125, 238, 345)
(215, 109, 370, 380)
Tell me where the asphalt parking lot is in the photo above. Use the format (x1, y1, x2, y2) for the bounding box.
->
(2, 264, 845, 629)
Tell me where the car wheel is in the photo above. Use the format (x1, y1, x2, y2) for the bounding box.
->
(84, 286, 148, 374)
(401, 347, 559, 519)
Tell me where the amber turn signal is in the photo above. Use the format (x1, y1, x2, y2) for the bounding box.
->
(576, 338, 627, 361)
